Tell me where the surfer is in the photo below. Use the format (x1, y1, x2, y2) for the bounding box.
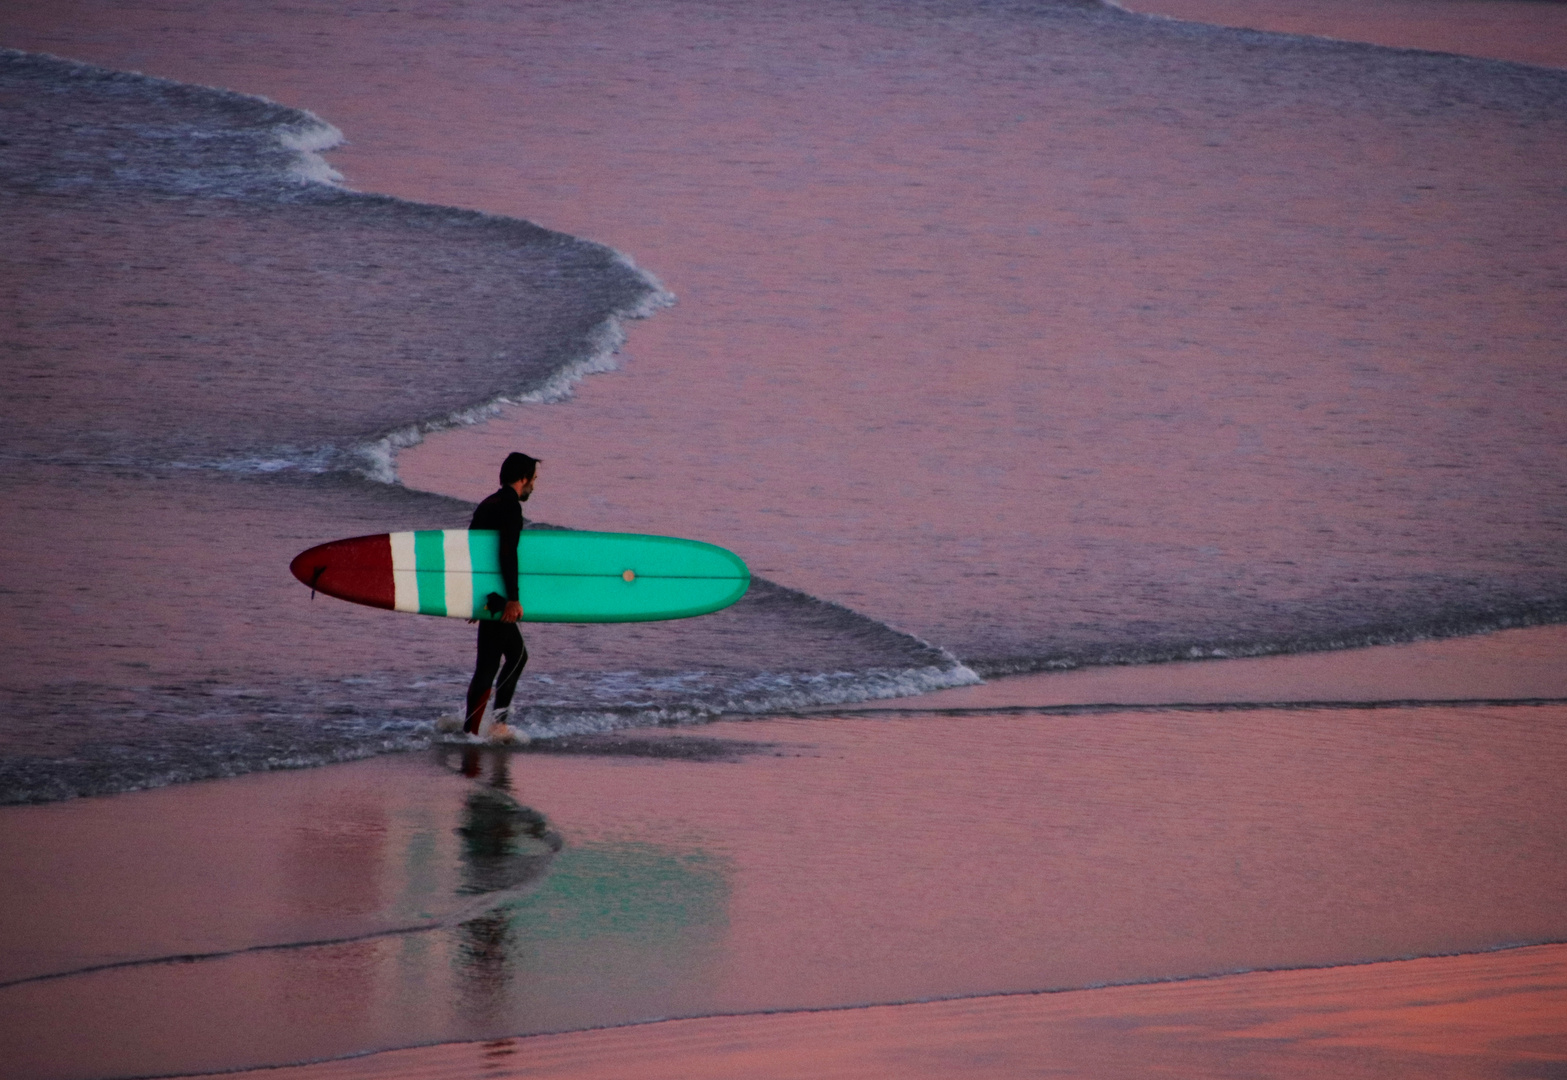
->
(463, 451, 538, 737)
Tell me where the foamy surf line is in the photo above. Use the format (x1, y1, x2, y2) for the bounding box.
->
(0, 665, 978, 805)
(0, 556, 978, 804)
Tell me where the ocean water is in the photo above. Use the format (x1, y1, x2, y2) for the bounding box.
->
(1118, 0, 1567, 70)
(2, 0, 1566, 802)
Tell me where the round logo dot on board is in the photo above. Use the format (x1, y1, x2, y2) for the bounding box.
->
(622, 569, 636, 582)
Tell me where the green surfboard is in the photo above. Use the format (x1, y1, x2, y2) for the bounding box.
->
(291, 529, 751, 623)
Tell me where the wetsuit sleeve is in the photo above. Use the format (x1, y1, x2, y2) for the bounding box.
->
(498, 505, 522, 602)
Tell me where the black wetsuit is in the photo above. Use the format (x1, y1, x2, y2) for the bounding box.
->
(466, 486, 528, 728)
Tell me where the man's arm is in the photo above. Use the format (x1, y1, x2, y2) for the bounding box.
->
(498, 505, 523, 622)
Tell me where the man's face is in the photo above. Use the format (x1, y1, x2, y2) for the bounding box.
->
(518, 470, 536, 501)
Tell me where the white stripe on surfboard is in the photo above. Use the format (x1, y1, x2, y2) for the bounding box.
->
(443, 529, 474, 619)
(390, 531, 420, 613)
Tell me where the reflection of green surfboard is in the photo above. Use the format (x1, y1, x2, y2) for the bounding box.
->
(290, 530, 751, 623)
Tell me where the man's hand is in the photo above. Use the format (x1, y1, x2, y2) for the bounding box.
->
(502, 600, 523, 623)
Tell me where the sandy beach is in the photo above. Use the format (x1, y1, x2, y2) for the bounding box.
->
(2, 0, 1566, 1076)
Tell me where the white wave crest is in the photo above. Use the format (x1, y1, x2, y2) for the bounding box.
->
(278, 119, 346, 186)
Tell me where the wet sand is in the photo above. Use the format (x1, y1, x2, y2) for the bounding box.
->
(246, 944, 1567, 1080)
(4, 633, 1566, 1078)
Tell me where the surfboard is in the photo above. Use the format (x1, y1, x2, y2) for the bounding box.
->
(290, 529, 750, 623)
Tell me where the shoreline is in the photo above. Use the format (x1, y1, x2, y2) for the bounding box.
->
(244, 941, 1567, 1080)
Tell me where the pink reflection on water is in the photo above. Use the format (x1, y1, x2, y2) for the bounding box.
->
(2, 0, 1564, 662)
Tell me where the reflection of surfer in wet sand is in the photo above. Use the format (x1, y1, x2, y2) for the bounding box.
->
(457, 756, 563, 895)
(451, 749, 563, 1019)
(443, 451, 538, 742)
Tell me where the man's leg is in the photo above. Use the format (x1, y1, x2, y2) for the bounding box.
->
(466, 622, 505, 734)
(492, 624, 528, 717)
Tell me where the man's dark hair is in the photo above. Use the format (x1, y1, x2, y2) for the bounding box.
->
(500, 452, 539, 485)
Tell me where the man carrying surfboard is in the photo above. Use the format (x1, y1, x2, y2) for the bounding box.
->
(463, 451, 538, 737)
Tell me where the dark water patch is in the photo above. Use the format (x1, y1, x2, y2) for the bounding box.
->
(0, 46, 343, 201)
(2, 48, 667, 475)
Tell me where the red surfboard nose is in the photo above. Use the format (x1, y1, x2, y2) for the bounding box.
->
(289, 543, 331, 591)
(290, 534, 395, 610)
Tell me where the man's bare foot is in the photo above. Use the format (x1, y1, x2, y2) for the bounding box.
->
(488, 722, 530, 746)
